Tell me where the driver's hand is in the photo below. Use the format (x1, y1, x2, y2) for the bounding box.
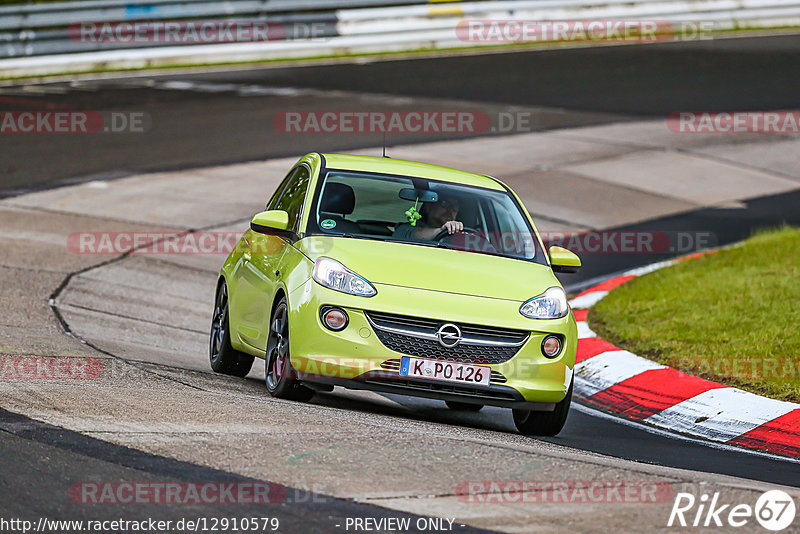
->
(441, 220, 463, 234)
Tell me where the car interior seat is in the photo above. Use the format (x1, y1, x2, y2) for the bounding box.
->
(319, 182, 362, 234)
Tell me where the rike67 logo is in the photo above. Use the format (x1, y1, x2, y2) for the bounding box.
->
(668, 490, 797, 531)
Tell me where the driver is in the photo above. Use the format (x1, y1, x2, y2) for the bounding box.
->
(393, 196, 463, 241)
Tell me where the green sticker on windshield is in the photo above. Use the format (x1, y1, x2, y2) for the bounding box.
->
(320, 219, 337, 230)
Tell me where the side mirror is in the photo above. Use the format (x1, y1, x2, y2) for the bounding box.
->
(250, 210, 289, 234)
(549, 245, 581, 274)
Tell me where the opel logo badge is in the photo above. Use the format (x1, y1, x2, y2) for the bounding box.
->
(436, 323, 462, 348)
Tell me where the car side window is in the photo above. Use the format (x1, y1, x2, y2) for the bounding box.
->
(266, 170, 295, 210)
(274, 166, 311, 232)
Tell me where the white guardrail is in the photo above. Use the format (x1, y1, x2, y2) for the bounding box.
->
(1, 0, 800, 77)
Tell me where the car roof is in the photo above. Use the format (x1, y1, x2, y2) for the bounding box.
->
(320, 153, 506, 191)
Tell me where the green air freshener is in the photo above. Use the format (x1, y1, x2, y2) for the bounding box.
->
(405, 198, 422, 226)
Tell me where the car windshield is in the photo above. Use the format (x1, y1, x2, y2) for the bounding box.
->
(309, 169, 546, 264)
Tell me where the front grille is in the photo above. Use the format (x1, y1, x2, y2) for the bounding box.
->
(366, 311, 528, 365)
(380, 359, 507, 384)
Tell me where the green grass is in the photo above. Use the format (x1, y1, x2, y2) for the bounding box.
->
(590, 227, 800, 402)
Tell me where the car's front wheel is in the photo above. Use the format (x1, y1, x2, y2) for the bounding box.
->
(209, 280, 255, 377)
(513, 379, 572, 436)
(265, 298, 314, 402)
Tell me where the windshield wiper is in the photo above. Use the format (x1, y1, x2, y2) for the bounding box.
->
(389, 239, 437, 248)
(434, 242, 522, 260)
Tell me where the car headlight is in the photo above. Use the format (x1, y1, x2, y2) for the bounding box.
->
(312, 257, 377, 297)
(519, 286, 568, 319)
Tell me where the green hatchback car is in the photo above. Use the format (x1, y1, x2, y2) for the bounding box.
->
(210, 153, 581, 435)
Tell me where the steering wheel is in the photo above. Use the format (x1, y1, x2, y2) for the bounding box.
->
(433, 227, 497, 253)
(433, 226, 480, 241)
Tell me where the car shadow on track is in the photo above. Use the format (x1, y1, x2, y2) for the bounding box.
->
(307, 387, 520, 434)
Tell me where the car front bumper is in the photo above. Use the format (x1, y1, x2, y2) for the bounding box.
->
(287, 280, 576, 407)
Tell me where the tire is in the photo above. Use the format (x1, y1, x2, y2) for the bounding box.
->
(513, 379, 572, 437)
(265, 298, 314, 402)
(209, 280, 255, 377)
(445, 401, 483, 412)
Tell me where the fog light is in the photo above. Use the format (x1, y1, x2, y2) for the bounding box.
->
(542, 335, 562, 358)
(321, 306, 348, 331)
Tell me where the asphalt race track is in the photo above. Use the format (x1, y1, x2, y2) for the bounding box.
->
(1, 33, 800, 532)
(6, 33, 800, 194)
(0, 408, 485, 534)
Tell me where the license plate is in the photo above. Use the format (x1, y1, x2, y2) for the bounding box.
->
(399, 357, 491, 386)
